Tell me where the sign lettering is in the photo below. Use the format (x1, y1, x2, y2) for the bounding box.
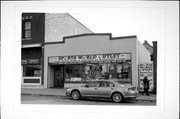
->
(139, 63, 153, 91)
(49, 53, 130, 64)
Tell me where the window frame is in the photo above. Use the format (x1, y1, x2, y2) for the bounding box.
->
(22, 19, 32, 40)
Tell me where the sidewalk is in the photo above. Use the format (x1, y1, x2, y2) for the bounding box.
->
(21, 88, 156, 102)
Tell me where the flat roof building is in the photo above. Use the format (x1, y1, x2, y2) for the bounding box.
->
(44, 33, 152, 88)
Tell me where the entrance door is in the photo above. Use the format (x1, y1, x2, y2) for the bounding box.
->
(54, 65, 65, 88)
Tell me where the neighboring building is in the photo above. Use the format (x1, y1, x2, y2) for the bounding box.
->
(21, 13, 45, 88)
(143, 40, 153, 54)
(44, 33, 152, 88)
(45, 13, 93, 43)
(21, 13, 93, 88)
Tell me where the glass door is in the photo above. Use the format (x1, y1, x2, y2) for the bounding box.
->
(54, 65, 65, 88)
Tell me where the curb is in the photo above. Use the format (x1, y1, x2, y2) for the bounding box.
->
(135, 99, 156, 102)
(21, 93, 67, 98)
(21, 93, 156, 102)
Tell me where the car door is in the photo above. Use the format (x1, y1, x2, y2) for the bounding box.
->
(99, 81, 115, 97)
(81, 81, 100, 97)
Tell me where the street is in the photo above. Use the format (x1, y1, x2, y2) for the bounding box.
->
(21, 94, 156, 105)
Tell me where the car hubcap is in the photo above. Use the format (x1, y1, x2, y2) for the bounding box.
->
(74, 94, 78, 98)
(113, 94, 121, 102)
(72, 92, 79, 99)
(115, 96, 120, 100)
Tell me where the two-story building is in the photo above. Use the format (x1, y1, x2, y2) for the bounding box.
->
(21, 13, 45, 88)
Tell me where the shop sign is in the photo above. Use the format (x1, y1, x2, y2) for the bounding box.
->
(49, 53, 130, 64)
(28, 59, 40, 64)
(139, 63, 153, 73)
(21, 60, 28, 64)
(21, 59, 41, 65)
(52, 57, 59, 62)
(139, 63, 153, 91)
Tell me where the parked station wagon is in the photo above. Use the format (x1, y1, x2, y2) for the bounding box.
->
(66, 80, 139, 103)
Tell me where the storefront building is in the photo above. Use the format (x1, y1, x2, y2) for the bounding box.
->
(21, 13, 45, 88)
(44, 33, 152, 88)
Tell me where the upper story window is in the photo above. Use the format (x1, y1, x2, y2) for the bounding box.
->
(22, 17, 32, 40)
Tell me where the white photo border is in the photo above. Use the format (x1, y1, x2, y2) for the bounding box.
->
(1, 1, 179, 119)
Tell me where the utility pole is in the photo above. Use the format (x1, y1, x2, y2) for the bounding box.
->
(152, 41, 157, 94)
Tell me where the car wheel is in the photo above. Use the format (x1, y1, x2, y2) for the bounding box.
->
(112, 93, 123, 103)
(71, 90, 81, 100)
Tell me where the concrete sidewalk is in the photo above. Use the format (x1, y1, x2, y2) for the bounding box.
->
(21, 88, 156, 102)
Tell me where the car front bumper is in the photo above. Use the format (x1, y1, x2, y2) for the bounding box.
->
(66, 89, 72, 97)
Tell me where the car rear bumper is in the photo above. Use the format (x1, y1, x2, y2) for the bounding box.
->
(123, 91, 139, 99)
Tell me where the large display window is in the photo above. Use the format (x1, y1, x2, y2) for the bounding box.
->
(23, 65, 42, 77)
(49, 53, 132, 83)
(22, 65, 42, 84)
(64, 61, 131, 83)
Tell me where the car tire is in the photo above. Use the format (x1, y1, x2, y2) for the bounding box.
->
(71, 90, 81, 100)
(112, 92, 123, 103)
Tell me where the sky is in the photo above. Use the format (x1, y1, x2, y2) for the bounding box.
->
(70, 7, 164, 45)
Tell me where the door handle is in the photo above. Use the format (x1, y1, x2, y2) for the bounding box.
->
(94, 88, 97, 90)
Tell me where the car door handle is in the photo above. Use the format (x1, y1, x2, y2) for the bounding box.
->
(94, 88, 97, 90)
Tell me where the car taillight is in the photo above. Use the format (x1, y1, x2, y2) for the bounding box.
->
(128, 87, 136, 91)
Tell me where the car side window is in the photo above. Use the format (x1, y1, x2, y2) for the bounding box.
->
(101, 82, 106, 87)
(108, 82, 114, 87)
(101, 82, 114, 87)
(88, 82, 100, 87)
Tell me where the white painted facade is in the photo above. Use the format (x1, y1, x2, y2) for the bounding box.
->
(44, 34, 152, 88)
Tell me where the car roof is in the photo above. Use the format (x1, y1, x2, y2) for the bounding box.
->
(91, 80, 128, 87)
(93, 80, 116, 83)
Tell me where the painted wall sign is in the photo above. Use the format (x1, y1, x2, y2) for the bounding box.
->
(139, 63, 153, 91)
(49, 53, 131, 64)
(139, 63, 153, 73)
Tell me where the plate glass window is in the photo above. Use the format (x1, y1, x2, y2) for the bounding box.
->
(23, 65, 41, 77)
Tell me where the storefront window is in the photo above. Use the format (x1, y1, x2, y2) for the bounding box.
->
(115, 61, 132, 82)
(23, 65, 41, 77)
(49, 53, 132, 83)
(64, 61, 132, 83)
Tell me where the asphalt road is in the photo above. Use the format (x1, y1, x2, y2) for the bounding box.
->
(21, 94, 156, 106)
